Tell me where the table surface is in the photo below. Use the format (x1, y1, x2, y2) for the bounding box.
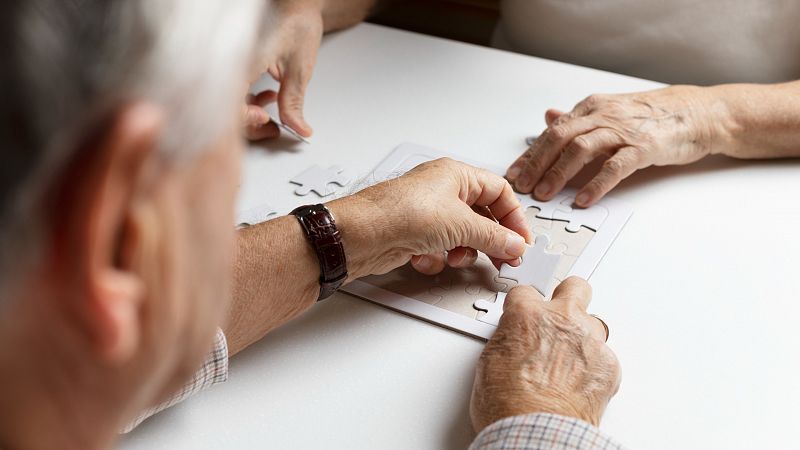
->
(121, 23, 800, 450)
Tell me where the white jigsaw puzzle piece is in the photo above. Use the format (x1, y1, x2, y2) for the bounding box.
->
(290, 165, 353, 197)
(275, 121, 311, 144)
(552, 199, 609, 232)
(473, 292, 508, 326)
(517, 192, 572, 220)
(498, 235, 562, 296)
(236, 203, 277, 227)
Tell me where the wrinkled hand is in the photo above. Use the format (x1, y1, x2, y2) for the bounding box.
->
(336, 158, 533, 279)
(470, 278, 621, 431)
(507, 85, 717, 207)
(244, 0, 323, 140)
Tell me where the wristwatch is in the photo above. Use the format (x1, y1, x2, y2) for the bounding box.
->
(290, 204, 348, 301)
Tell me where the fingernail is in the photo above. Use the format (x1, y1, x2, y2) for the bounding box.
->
(505, 234, 526, 257)
(414, 255, 431, 270)
(454, 251, 468, 266)
(576, 193, 590, 206)
(535, 180, 551, 198)
(507, 166, 521, 181)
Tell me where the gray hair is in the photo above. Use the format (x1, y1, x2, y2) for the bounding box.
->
(0, 0, 264, 293)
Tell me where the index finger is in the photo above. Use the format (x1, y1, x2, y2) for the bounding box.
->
(507, 115, 598, 194)
(463, 165, 533, 244)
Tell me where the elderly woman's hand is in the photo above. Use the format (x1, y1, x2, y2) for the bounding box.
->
(470, 278, 620, 431)
(507, 85, 721, 207)
(331, 158, 533, 280)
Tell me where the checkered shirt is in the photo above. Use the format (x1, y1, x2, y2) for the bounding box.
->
(121, 328, 229, 433)
(470, 413, 625, 450)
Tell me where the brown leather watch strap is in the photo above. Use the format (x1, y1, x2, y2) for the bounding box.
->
(290, 204, 348, 301)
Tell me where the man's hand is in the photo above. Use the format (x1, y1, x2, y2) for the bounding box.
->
(227, 158, 531, 355)
(329, 158, 534, 280)
(244, 0, 375, 140)
(470, 278, 621, 431)
(506, 86, 720, 207)
(245, 0, 325, 139)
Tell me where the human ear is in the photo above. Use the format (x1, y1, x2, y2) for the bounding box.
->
(51, 102, 165, 366)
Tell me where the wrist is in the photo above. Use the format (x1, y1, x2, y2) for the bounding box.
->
(701, 84, 749, 157)
(325, 193, 396, 281)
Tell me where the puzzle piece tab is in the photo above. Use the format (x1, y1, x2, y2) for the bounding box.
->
(498, 235, 561, 297)
(519, 192, 609, 232)
(552, 199, 609, 232)
(473, 292, 508, 326)
(290, 165, 353, 197)
(362, 252, 511, 319)
(517, 192, 572, 220)
(525, 207, 553, 234)
(549, 221, 594, 256)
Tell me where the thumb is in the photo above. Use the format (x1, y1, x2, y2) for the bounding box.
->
(459, 214, 526, 261)
(278, 61, 313, 137)
(545, 109, 564, 127)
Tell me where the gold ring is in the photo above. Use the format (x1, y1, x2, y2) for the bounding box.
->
(589, 314, 609, 342)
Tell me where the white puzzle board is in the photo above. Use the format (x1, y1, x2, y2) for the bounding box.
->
(341, 143, 633, 340)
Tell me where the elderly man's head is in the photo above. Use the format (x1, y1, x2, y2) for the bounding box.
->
(0, 0, 261, 446)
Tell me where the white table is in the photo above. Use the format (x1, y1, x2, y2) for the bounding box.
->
(121, 23, 800, 450)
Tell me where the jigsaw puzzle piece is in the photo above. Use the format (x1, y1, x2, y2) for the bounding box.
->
(364, 252, 516, 319)
(428, 275, 458, 305)
(498, 235, 562, 297)
(431, 256, 508, 318)
(290, 165, 353, 197)
(517, 192, 572, 220)
(361, 264, 444, 305)
(457, 253, 519, 297)
(491, 273, 516, 293)
(553, 254, 578, 281)
(236, 203, 277, 227)
(525, 207, 556, 235)
(473, 292, 508, 326)
(364, 260, 493, 319)
(523, 208, 570, 254)
(552, 199, 609, 232)
(549, 221, 595, 256)
(545, 240, 568, 255)
(434, 286, 484, 319)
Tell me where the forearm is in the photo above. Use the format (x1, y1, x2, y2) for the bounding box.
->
(270, 0, 374, 32)
(319, 0, 375, 31)
(224, 194, 385, 356)
(708, 81, 800, 159)
(224, 159, 531, 356)
(224, 215, 319, 356)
